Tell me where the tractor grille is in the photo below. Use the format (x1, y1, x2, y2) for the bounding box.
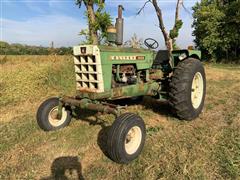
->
(74, 54, 104, 93)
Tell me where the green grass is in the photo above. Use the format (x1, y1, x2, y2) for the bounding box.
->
(0, 55, 75, 106)
(206, 62, 240, 70)
(0, 114, 38, 154)
(0, 56, 239, 179)
(215, 127, 240, 179)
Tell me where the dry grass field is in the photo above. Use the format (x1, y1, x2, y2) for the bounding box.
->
(0, 55, 239, 179)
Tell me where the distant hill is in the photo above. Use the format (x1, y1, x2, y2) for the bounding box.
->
(0, 41, 72, 55)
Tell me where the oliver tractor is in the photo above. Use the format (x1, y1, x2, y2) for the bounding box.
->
(37, 5, 206, 164)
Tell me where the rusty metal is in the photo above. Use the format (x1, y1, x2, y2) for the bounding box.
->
(120, 65, 135, 73)
(60, 96, 83, 107)
(116, 5, 124, 45)
(112, 86, 123, 97)
(57, 100, 63, 119)
(118, 5, 124, 18)
(60, 96, 118, 117)
(112, 65, 135, 74)
(101, 102, 120, 108)
(149, 69, 164, 80)
(78, 87, 99, 93)
(86, 103, 118, 117)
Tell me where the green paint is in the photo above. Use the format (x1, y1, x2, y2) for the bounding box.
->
(98, 46, 155, 92)
(77, 82, 159, 100)
(172, 49, 202, 60)
(74, 45, 201, 100)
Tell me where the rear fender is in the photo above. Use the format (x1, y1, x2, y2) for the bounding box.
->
(172, 49, 201, 67)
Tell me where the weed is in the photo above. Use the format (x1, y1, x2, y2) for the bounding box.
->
(215, 127, 240, 179)
(0, 56, 7, 65)
(1, 56, 240, 179)
(146, 126, 162, 136)
(0, 115, 38, 154)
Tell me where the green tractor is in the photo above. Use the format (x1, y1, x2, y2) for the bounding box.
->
(37, 5, 206, 164)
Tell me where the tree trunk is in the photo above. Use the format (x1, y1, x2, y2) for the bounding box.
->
(139, 0, 183, 67)
(172, 0, 182, 45)
(152, 0, 171, 51)
(85, 2, 98, 45)
(235, 45, 237, 58)
(152, 0, 173, 66)
(226, 49, 229, 62)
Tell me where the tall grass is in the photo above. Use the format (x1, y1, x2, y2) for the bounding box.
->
(0, 55, 75, 107)
(0, 57, 239, 179)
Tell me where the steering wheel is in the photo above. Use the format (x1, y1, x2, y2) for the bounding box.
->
(144, 38, 159, 49)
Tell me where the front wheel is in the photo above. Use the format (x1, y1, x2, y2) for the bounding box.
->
(107, 113, 146, 164)
(37, 97, 72, 131)
(169, 58, 206, 120)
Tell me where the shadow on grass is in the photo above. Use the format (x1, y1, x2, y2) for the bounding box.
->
(108, 96, 174, 119)
(141, 97, 174, 118)
(69, 96, 174, 162)
(73, 108, 112, 159)
(41, 156, 84, 180)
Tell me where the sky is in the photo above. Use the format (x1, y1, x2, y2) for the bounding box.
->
(1, 0, 199, 48)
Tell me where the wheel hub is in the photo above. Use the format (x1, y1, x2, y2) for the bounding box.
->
(48, 107, 67, 127)
(125, 126, 142, 155)
(50, 109, 59, 120)
(191, 72, 204, 109)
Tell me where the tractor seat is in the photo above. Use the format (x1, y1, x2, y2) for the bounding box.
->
(152, 50, 169, 67)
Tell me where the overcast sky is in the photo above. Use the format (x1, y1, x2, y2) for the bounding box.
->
(1, 0, 199, 48)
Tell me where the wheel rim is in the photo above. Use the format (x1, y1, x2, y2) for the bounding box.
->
(125, 126, 142, 155)
(191, 72, 204, 109)
(48, 107, 68, 127)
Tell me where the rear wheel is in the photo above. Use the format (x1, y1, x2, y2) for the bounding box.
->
(107, 113, 146, 164)
(169, 58, 206, 120)
(37, 97, 72, 131)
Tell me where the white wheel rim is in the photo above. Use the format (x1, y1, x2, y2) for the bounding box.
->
(125, 126, 142, 155)
(191, 72, 204, 109)
(48, 107, 68, 127)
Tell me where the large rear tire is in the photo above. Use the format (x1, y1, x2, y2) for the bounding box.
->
(37, 97, 72, 131)
(107, 113, 146, 164)
(169, 58, 206, 120)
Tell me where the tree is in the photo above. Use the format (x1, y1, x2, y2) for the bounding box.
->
(0, 41, 10, 54)
(76, 0, 111, 45)
(192, 0, 240, 62)
(0, 41, 73, 55)
(192, 0, 225, 60)
(138, 0, 183, 64)
(124, 33, 143, 48)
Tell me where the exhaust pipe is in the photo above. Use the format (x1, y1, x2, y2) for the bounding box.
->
(115, 5, 124, 46)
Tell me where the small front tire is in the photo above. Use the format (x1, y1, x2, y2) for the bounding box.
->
(107, 113, 146, 164)
(37, 97, 72, 131)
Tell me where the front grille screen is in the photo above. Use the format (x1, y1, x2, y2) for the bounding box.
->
(74, 55, 102, 92)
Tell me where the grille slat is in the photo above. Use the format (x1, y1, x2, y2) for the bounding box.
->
(74, 54, 104, 92)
